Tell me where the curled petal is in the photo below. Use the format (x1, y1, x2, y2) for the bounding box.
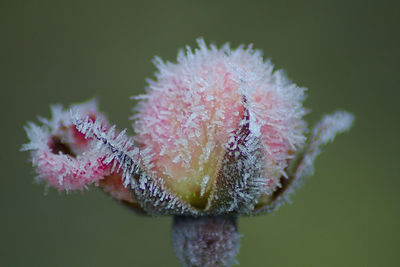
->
(22, 101, 141, 209)
(21, 100, 110, 191)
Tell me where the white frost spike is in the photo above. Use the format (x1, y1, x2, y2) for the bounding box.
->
(21, 123, 49, 152)
(200, 175, 210, 197)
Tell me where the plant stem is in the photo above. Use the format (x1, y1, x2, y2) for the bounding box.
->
(172, 215, 240, 267)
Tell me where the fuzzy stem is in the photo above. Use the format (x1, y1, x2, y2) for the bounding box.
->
(172, 215, 240, 267)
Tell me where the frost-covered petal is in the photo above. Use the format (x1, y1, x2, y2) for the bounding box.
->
(22, 101, 142, 208)
(22, 101, 136, 208)
(22, 100, 110, 191)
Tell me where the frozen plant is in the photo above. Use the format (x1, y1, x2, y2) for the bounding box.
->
(22, 38, 354, 267)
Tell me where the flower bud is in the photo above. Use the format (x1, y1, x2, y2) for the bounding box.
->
(132, 39, 307, 212)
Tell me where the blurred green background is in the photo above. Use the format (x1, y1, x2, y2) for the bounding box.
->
(1, 0, 398, 266)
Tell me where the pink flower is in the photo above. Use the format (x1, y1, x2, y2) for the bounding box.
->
(22, 38, 353, 267)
